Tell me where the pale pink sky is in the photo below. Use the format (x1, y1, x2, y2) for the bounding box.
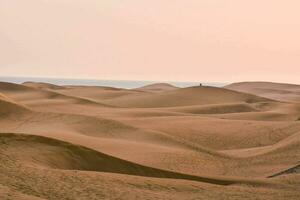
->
(1, 0, 300, 83)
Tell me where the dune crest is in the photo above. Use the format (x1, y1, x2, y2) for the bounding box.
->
(22, 81, 65, 90)
(0, 133, 250, 186)
(136, 83, 179, 92)
(0, 92, 29, 115)
(103, 86, 273, 108)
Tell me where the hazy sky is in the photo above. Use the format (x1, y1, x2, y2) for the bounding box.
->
(1, 0, 300, 83)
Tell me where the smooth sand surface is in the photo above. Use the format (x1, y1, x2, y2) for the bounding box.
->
(0, 81, 299, 199)
(225, 81, 300, 102)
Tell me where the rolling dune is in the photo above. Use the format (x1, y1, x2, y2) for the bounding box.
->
(0, 133, 242, 185)
(102, 86, 273, 108)
(0, 81, 299, 199)
(0, 82, 112, 108)
(135, 83, 179, 92)
(225, 82, 300, 102)
(167, 103, 258, 114)
(0, 93, 29, 115)
(23, 81, 66, 90)
(52, 85, 145, 102)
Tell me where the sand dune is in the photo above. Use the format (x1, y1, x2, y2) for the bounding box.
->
(0, 133, 245, 186)
(135, 83, 179, 92)
(0, 81, 299, 199)
(167, 103, 258, 114)
(0, 110, 232, 177)
(120, 116, 300, 166)
(0, 81, 34, 92)
(0, 92, 29, 115)
(1, 134, 297, 200)
(225, 81, 300, 102)
(0, 82, 112, 108)
(102, 86, 273, 108)
(22, 81, 66, 90)
(53, 85, 145, 102)
(221, 129, 300, 157)
(206, 102, 300, 121)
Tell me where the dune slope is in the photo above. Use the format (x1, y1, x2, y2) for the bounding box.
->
(135, 83, 179, 92)
(0, 93, 29, 115)
(0, 133, 246, 186)
(103, 86, 272, 108)
(225, 82, 300, 102)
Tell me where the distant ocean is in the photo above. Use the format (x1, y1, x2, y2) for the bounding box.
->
(0, 76, 227, 89)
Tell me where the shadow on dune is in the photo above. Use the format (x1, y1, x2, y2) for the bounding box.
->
(0, 93, 30, 116)
(0, 133, 266, 186)
(268, 164, 300, 178)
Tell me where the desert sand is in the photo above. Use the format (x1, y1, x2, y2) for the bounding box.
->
(0, 81, 299, 200)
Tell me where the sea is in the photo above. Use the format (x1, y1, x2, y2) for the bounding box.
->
(0, 76, 226, 89)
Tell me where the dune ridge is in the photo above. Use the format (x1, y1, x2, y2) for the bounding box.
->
(22, 81, 66, 90)
(102, 86, 273, 108)
(0, 82, 113, 108)
(0, 133, 264, 186)
(0, 92, 30, 115)
(135, 83, 179, 92)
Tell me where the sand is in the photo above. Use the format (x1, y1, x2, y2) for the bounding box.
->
(0, 81, 299, 199)
(225, 81, 300, 102)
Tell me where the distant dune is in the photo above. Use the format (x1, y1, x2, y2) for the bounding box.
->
(22, 81, 66, 90)
(135, 83, 179, 92)
(225, 81, 300, 102)
(0, 82, 112, 108)
(103, 86, 273, 108)
(53, 85, 145, 102)
(0, 81, 299, 199)
(167, 103, 258, 114)
(0, 81, 32, 92)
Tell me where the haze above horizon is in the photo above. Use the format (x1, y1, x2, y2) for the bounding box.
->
(1, 1, 300, 84)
